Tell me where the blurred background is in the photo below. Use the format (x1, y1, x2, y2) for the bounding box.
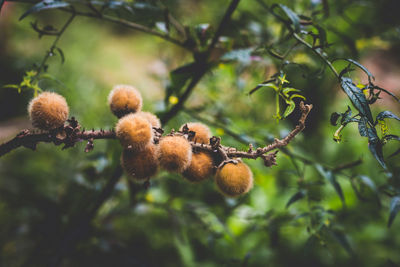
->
(1, 0, 400, 266)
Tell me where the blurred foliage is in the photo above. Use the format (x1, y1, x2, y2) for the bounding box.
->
(1, 0, 400, 266)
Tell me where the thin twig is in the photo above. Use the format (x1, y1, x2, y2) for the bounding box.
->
(59, 8, 188, 50)
(208, 0, 241, 51)
(35, 12, 75, 75)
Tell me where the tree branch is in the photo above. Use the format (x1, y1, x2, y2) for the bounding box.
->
(160, 0, 241, 125)
(0, 103, 312, 167)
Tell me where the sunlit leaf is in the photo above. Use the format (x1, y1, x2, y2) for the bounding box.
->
(283, 100, 295, 118)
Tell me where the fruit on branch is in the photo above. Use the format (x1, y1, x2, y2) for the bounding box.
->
(137, 111, 161, 128)
(159, 135, 192, 172)
(121, 144, 159, 180)
(116, 114, 153, 151)
(108, 84, 143, 118)
(180, 122, 211, 144)
(183, 151, 214, 182)
(28, 91, 69, 130)
(215, 161, 253, 197)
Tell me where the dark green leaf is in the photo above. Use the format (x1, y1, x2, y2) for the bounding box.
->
(368, 140, 386, 169)
(388, 196, 400, 227)
(170, 63, 195, 89)
(383, 134, 400, 142)
(376, 111, 400, 123)
(328, 228, 354, 255)
(330, 112, 340, 126)
(277, 4, 300, 32)
(357, 117, 377, 141)
(358, 175, 377, 192)
(19, 1, 70, 21)
(315, 164, 345, 204)
(341, 77, 374, 124)
(286, 190, 306, 208)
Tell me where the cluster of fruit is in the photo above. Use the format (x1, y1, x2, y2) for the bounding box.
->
(27, 86, 254, 197)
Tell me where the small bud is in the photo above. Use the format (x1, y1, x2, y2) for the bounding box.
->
(28, 91, 69, 130)
(108, 85, 142, 118)
(159, 136, 192, 172)
(215, 161, 253, 197)
(116, 114, 153, 151)
(179, 122, 211, 144)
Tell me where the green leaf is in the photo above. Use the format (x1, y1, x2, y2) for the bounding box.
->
(257, 83, 278, 91)
(170, 62, 196, 93)
(383, 134, 400, 142)
(2, 84, 19, 89)
(341, 77, 374, 124)
(286, 190, 306, 208)
(276, 4, 300, 32)
(368, 140, 386, 169)
(289, 93, 306, 100)
(282, 87, 301, 97)
(315, 164, 345, 205)
(330, 112, 341, 126)
(357, 175, 377, 192)
(388, 196, 400, 227)
(376, 111, 400, 123)
(328, 228, 354, 255)
(283, 100, 295, 118)
(19, 1, 70, 21)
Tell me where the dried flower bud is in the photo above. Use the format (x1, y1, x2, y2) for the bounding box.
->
(159, 136, 192, 172)
(28, 91, 69, 130)
(215, 161, 253, 197)
(121, 144, 159, 180)
(116, 114, 153, 151)
(180, 122, 211, 144)
(108, 85, 142, 118)
(183, 151, 214, 182)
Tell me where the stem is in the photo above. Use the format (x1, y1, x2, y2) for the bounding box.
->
(36, 12, 75, 75)
(208, 0, 241, 51)
(292, 33, 339, 79)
